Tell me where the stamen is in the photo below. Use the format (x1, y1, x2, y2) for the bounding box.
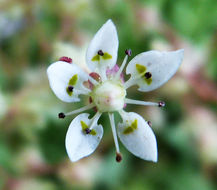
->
(115, 49, 131, 80)
(144, 72, 152, 79)
(98, 50, 104, 56)
(87, 72, 101, 90)
(65, 103, 95, 116)
(58, 112, 65, 119)
(67, 85, 74, 92)
(158, 101, 165, 107)
(89, 72, 101, 82)
(88, 75, 99, 86)
(125, 49, 132, 56)
(108, 113, 121, 161)
(147, 121, 152, 127)
(125, 98, 159, 106)
(59, 56, 72, 63)
(116, 152, 122, 163)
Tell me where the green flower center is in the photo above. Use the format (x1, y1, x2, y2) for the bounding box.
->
(91, 80, 126, 112)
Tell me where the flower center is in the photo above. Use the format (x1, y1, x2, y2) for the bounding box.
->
(91, 80, 126, 112)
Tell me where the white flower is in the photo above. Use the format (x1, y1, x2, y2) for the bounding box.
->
(47, 20, 184, 163)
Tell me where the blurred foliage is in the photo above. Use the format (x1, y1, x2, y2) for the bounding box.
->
(0, 0, 217, 190)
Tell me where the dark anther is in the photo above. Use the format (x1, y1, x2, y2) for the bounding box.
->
(158, 101, 165, 107)
(68, 85, 74, 92)
(144, 72, 152, 79)
(125, 49, 132, 56)
(59, 56, 72, 63)
(98, 50, 104, 56)
(85, 128, 91, 134)
(147, 121, 152, 127)
(58, 112, 65, 119)
(89, 72, 101, 82)
(116, 153, 122, 163)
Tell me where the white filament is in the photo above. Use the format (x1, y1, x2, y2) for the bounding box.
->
(65, 103, 95, 116)
(108, 113, 120, 153)
(125, 98, 159, 106)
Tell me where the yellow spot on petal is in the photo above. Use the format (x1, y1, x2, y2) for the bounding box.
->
(123, 119, 138, 134)
(91, 52, 112, 62)
(90, 130, 96, 135)
(69, 74, 78, 86)
(92, 54, 100, 61)
(102, 52, 112, 60)
(131, 119, 138, 129)
(66, 74, 78, 96)
(136, 64, 152, 85)
(145, 77, 152, 85)
(66, 87, 72, 96)
(80, 121, 97, 136)
(81, 121, 88, 130)
(123, 127, 134, 134)
(136, 64, 146, 74)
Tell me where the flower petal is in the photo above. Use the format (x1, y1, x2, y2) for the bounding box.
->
(86, 19, 119, 72)
(65, 113, 103, 162)
(47, 61, 89, 102)
(126, 49, 184, 92)
(118, 111, 157, 162)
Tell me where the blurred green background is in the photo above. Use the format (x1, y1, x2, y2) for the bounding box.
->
(0, 0, 217, 190)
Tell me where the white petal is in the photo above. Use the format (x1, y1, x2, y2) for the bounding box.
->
(118, 111, 157, 162)
(65, 113, 103, 162)
(47, 61, 89, 102)
(126, 49, 184, 92)
(86, 19, 119, 72)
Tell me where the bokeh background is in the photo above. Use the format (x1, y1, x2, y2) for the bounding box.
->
(0, 0, 217, 190)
